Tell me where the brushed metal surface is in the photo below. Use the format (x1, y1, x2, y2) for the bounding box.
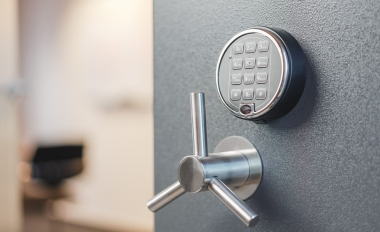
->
(177, 150, 251, 193)
(147, 181, 185, 212)
(190, 92, 208, 157)
(214, 136, 262, 200)
(177, 156, 205, 192)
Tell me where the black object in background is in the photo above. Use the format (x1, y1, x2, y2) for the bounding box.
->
(31, 145, 84, 185)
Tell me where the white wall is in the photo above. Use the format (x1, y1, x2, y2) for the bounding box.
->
(20, 0, 153, 231)
(0, 0, 22, 231)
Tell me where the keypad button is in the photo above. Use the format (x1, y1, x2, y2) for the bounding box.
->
(245, 42, 256, 53)
(243, 73, 254, 85)
(257, 57, 268, 68)
(231, 89, 241, 101)
(232, 59, 243, 70)
(255, 88, 267, 100)
(244, 58, 255, 69)
(232, 44, 244, 54)
(231, 74, 242, 85)
(258, 41, 269, 52)
(243, 89, 254, 100)
(256, 73, 267, 84)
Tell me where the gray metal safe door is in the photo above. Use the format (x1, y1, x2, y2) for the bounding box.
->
(153, 1, 380, 231)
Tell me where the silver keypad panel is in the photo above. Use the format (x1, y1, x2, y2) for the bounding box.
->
(217, 32, 283, 113)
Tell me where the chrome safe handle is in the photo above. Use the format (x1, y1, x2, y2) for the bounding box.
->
(147, 92, 262, 227)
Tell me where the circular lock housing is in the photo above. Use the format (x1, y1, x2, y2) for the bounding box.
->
(216, 27, 306, 122)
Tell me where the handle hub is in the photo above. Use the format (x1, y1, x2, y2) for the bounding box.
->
(177, 156, 205, 192)
(178, 151, 253, 193)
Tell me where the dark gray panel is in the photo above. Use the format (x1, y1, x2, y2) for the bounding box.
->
(153, 0, 380, 231)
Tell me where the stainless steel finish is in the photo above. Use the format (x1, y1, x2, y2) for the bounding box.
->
(201, 151, 249, 187)
(147, 93, 263, 227)
(214, 136, 262, 200)
(146, 181, 185, 212)
(177, 150, 250, 192)
(177, 156, 205, 192)
(208, 177, 259, 227)
(216, 27, 290, 120)
(190, 92, 208, 157)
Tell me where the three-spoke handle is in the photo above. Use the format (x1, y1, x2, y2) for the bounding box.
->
(147, 92, 259, 227)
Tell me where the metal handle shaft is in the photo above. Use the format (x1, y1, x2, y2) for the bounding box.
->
(147, 181, 185, 212)
(190, 92, 208, 157)
(208, 177, 259, 227)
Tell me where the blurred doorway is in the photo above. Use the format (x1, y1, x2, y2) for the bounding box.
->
(0, 0, 22, 231)
(19, 0, 153, 231)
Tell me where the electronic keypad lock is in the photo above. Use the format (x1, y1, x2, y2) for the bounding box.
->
(216, 27, 306, 122)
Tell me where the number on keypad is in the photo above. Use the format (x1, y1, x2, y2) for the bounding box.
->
(231, 74, 242, 85)
(243, 74, 254, 85)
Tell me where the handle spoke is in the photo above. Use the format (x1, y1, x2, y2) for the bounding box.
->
(147, 181, 186, 212)
(190, 92, 208, 157)
(208, 177, 259, 227)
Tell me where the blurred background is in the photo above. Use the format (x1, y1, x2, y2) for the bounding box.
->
(0, 0, 153, 231)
